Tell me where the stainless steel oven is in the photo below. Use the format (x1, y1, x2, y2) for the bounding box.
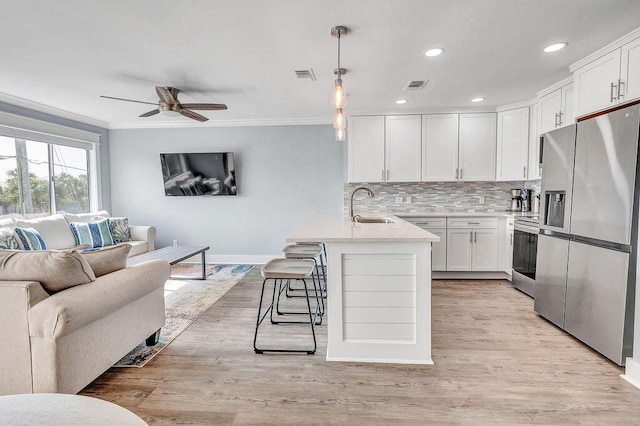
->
(512, 216, 539, 298)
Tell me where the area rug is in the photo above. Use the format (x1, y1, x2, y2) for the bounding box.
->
(113, 263, 253, 367)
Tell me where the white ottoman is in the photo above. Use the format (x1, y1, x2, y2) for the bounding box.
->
(0, 393, 147, 425)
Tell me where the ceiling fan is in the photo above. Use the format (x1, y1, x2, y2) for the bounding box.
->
(100, 86, 227, 122)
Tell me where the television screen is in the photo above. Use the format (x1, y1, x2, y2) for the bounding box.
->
(160, 152, 237, 196)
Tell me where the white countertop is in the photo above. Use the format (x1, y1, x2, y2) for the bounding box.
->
(287, 214, 440, 243)
(396, 211, 538, 218)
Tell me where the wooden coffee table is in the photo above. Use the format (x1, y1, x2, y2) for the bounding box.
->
(127, 245, 210, 280)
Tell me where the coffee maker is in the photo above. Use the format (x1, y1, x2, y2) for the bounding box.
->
(509, 188, 533, 212)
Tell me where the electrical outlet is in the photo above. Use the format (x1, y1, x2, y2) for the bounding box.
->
(478, 196, 485, 204)
(405, 196, 412, 204)
(395, 196, 404, 203)
(173, 239, 178, 247)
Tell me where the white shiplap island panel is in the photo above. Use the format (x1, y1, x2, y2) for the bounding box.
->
(287, 215, 438, 364)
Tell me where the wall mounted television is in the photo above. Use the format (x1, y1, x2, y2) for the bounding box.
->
(160, 152, 237, 196)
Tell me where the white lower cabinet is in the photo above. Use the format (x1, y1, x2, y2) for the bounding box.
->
(506, 217, 514, 274)
(446, 217, 498, 271)
(404, 217, 446, 271)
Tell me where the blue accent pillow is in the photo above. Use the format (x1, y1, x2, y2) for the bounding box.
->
(14, 227, 47, 250)
(69, 218, 115, 249)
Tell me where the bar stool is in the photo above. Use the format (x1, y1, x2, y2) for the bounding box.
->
(283, 244, 327, 297)
(253, 258, 320, 354)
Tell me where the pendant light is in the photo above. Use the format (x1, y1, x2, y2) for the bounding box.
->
(331, 26, 348, 141)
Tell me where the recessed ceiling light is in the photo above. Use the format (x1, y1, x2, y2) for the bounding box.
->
(396, 99, 408, 104)
(471, 97, 485, 103)
(544, 42, 568, 53)
(424, 47, 445, 57)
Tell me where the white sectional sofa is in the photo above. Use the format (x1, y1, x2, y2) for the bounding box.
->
(1, 211, 155, 256)
(0, 212, 168, 395)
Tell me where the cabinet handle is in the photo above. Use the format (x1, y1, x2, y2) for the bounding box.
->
(558, 111, 563, 125)
(510, 234, 513, 245)
(554, 112, 559, 127)
(460, 168, 463, 179)
(474, 231, 477, 243)
(611, 82, 618, 103)
(386, 169, 390, 180)
(470, 231, 473, 243)
(381, 169, 385, 180)
(618, 79, 625, 100)
(468, 222, 481, 225)
(455, 168, 459, 180)
(523, 166, 526, 178)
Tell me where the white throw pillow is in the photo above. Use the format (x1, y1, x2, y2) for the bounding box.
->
(15, 214, 76, 250)
(63, 210, 110, 224)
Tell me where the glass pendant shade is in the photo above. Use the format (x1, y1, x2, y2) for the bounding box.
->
(334, 108, 345, 130)
(333, 78, 346, 108)
(335, 127, 345, 141)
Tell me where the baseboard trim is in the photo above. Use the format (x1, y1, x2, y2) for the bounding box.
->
(621, 358, 640, 390)
(432, 271, 511, 280)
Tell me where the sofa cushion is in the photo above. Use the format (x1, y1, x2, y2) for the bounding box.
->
(14, 227, 47, 250)
(15, 214, 76, 250)
(69, 218, 115, 249)
(63, 210, 110, 224)
(128, 240, 148, 257)
(81, 243, 132, 277)
(108, 217, 131, 243)
(28, 259, 170, 338)
(0, 250, 96, 293)
(0, 227, 19, 249)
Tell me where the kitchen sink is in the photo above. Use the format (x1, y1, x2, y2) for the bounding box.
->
(353, 216, 396, 224)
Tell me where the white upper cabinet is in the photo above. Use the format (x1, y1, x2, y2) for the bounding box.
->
(538, 81, 574, 134)
(573, 49, 622, 117)
(422, 114, 459, 181)
(458, 113, 497, 181)
(385, 115, 422, 182)
(348, 116, 385, 183)
(571, 30, 640, 118)
(621, 36, 640, 102)
(496, 107, 529, 181)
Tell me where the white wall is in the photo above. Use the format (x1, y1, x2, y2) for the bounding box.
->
(109, 124, 344, 262)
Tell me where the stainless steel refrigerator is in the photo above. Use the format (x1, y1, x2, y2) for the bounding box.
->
(535, 102, 639, 366)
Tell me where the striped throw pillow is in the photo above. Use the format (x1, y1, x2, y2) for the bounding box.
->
(69, 218, 115, 249)
(14, 227, 47, 250)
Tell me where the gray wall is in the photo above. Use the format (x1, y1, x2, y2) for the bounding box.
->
(109, 125, 344, 259)
(0, 102, 111, 212)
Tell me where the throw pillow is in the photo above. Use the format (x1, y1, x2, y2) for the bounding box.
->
(0, 249, 96, 293)
(0, 227, 19, 249)
(69, 218, 115, 249)
(14, 227, 47, 250)
(108, 217, 131, 243)
(81, 243, 132, 277)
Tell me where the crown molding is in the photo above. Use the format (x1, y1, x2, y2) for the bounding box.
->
(0, 91, 108, 129)
(108, 116, 333, 129)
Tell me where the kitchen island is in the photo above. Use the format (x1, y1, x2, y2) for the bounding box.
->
(287, 214, 439, 364)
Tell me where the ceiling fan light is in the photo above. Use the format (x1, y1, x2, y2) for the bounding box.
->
(335, 127, 345, 141)
(334, 78, 346, 108)
(334, 108, 346, 130)
(160, 109, 181, 117)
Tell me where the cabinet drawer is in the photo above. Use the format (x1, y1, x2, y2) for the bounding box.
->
(405, 217, 446, 228)
(447, 217, 498, 229)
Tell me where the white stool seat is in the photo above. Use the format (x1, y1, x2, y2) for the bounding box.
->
(282, 244, 322, 259)
(261, 258, 315, 279)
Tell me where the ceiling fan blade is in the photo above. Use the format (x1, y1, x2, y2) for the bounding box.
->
(139, 109, 160, 118)
(100, 95, 158, 106)
(180, 109, 208, 122)
(180, 103, 228, 111)
(156, 86, 177, 105)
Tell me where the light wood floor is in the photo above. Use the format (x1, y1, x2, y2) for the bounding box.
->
(81, 270, 640, 425)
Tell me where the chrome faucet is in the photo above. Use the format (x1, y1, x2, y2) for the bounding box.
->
(349, 186, 375, 222)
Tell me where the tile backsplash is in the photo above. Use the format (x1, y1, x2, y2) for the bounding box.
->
(344, 181, 541, 214)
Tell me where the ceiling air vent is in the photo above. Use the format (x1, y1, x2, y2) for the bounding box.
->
(295, 69, 316, 81)
(404, 79, 428, 90)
